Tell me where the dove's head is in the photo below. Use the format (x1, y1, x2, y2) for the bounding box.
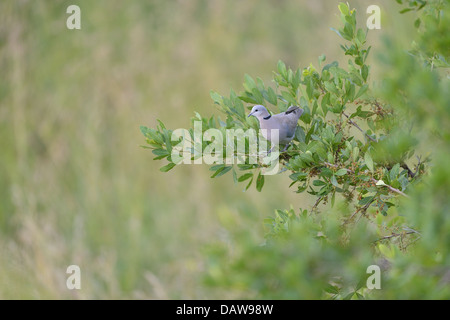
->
(248, 105, 270, 119)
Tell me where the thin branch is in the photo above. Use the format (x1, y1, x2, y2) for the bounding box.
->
(342, 112, 377, 142)
(357, 197, 374, 218)
(373, 230, 419, 243)
(374, 178, 409, 198)
(414, 155, 422, 177)
(312, 196, 324, 211)
(343, 196, 376, 226)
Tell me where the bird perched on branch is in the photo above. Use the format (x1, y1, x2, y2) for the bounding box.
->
(248, 105, 303, 151)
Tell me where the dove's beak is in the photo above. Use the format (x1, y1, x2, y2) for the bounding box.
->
(247, 112, 254, 118)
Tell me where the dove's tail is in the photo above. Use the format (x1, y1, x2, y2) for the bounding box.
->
(285, 106, 300, 114)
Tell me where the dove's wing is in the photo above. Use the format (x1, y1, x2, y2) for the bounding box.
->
(259, 106, 304, 144)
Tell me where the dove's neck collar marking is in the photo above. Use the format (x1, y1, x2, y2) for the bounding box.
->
(263, 115, 271, 120)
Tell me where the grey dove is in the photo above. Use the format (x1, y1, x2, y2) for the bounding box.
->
(248, 105, 304, 151)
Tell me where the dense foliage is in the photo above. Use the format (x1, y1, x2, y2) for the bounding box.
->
(141, 1, 449, 299)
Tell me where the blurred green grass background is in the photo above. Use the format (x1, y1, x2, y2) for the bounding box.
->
(0, 0, 414, 299)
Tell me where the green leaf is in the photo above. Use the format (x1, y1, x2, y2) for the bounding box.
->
(356, 28, 366, 45)
(331, 175, 339, 187)
(359, 196, 374, 206)
(211, 166, 232, 178)
(321, 168, 333, 178)
(142, 126, 164, 145)
(209, 164, 225, 171)
(153, 154, 168, 160)
(152, 149, 169, 157)
(352, 147, 359, 162)
(289, 172, 307, 181)
(324, 284, 339, 295)
(344, 81, 356, 101)
(335, 168, 348, 176)
(343, 292, 355, 300)
(267, 87, 278, 105)
(313, 180, 326, 186)
(277, 60, 287, 78)
(292, 69, 301, 90)
(232, 94, 245, 118)
(355, 56, 363, 67)
(321, 92, 330, 116)
(343, 22, 354, 40)
(160, 162, 176, 172)
(239, 94, 258, 104)
(414, 18, 421, 28)
(306, 78, 314, 100)
(355, 278, 367, 291)
(281, 90, 297, 106)
(295, 126, 306, 143)
(237, 164, 255, 171)
(256, 77, 265, 90)
(355, 84, 368, 99)
(140, 125, 149, 136)
(318, 54, 326, 66)
(238, 173, 253, 182)
(399, 8, 413, 14)
(355, 292, 365, 300)
(157, 119, 166, 130)
(367, 118, 376, 132)
(251, 88, 264, 104)
(210, 91, 222, 104)
(244, 178, 253, 191)
(338, 2, 349, 16)
(365, 151, 374, 172)
(243, 74, 256, 92)
(324, 81, 339, 95)
(378, 244, 395, 259)
(361, 65, 369, 82)
(390, 163, 400, 181)
(256, 171, 265, 192)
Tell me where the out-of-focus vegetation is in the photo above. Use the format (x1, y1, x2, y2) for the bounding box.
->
(0, 0, 445, 299)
